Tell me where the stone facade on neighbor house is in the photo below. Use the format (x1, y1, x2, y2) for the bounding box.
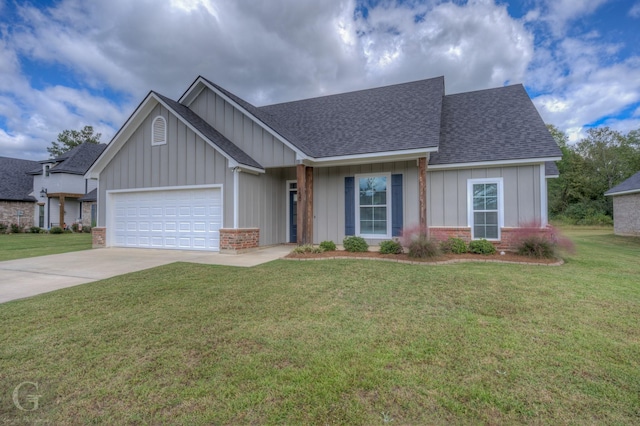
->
(605, 171, 640, 237)
(85, 75, 561, 253)
(0, 201, 36, 231)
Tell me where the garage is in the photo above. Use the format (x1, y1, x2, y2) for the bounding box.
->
(109, 187, 222, 251)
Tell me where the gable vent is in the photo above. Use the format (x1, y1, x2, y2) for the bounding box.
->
(152, 116, 167, 146)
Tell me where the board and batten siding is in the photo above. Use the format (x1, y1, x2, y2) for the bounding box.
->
(427, 165, 542, 227)
(313, 161, 420, 244)
(97, 103, 234, 227)
(238, 168, 296, 246)
(188, 88, 298, 168)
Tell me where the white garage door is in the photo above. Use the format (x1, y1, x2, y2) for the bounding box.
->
(111, 187, 222, 251)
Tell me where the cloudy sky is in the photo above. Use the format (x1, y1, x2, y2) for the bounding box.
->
(1, 0, 639, 160)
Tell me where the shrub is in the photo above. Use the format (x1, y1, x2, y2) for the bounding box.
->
(50, 226, 64, 234)
(517, 236, 555, 259)
(512, 222, 574, 258)
(468, 239, 496, 255)
(0, 223, 7, 234)
(440, 237, 467, 254)
(71, 223, 80, 233)
(379, 240, 403, 254)
(343, 236, 369, 252)
(10, 223, 22, 234)
(407, 235, 440, 259)
(319, 240, 336, 251)
(292, 244, 323, 254)
(83, 226, 92, 233)
(399, 224, 429, 247)
(29, 226, 41, 234)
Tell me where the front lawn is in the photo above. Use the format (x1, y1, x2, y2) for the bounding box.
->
(0, 232, 92, 261)
(1, 228, 639, 424)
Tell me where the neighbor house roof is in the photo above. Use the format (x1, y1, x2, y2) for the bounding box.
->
(545, 161, 559, 177)
(78, 188, 97, 202)
(0, 157, 39, 201)
(29, 143, 107, 175)
(430, 84, 561, 166)
(259, 77, 444, 158)
(605, 171, 640, 196)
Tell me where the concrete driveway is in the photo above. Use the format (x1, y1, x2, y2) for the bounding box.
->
(0, 246, 292, 304)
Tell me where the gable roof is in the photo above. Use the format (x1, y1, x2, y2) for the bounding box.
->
(78, 188, 97, 202)
(259, 77, 444, 158)
(0, 157, 39, 201)
(28, 143, 107, 176)
(605, 171, 640, 196)
(545, 161, 559, 178)
(430, 84, 561, 167)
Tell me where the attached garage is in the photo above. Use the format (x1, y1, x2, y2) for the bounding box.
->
(108, 186, 222, 251)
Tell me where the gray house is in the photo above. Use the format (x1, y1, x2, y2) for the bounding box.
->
(0, 157, 40, 228)
(605, 171, 640, 236)
(86, 76, 561, 252)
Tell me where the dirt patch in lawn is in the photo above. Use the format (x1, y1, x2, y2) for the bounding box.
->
(285, 250, 562, 265)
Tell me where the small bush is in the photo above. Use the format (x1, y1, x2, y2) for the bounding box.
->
(29, 226, 41, 234)
(407, 235, 440, 259)
(343, 236, 369, 252)
(0, 223, 7, 234)
(468, 239, 496, 255)
(82, 226, 92, 233)
(379, 240, 403, 254)
(71, 223, 80, 233)
(10, 223, 22, 234)
(517, 236, 555, 259)
(50, 226, 64, 234)
(319, 240, 336, 251)
(440, 237, 467, 254)
(292, 244, 323, 254)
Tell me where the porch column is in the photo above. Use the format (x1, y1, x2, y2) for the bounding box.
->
(59, 195, 65, 229)
(418, 157, 427, 235)
(296, 164, 314, 244)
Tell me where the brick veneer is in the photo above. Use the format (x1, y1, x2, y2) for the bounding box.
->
(429, 226, 553, 251)
(220, 228, 260, 254)
(92, 227, 106, 248)
(0, 201, 35, 231)
(612, 193, 640, 236)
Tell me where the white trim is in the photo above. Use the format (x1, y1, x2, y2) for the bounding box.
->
(429, 157, 562, 171)
(285, 180, 297, 243)
(151, 116, 167, 146)
(467, 178, 504, 241)
(306, 148, 435, 167)
(354, 172, 392, 239)
(605, 189, 640, 197)
(179, 77, 308, 161)
(540, 164, 548, 227)
(233, 169, 239, 229)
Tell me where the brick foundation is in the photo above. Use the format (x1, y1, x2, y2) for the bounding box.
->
(92, 227, 106, 248)
(429, 226, 553, 251)
(0, 201, 35, 231)
(220, 228, 260, 254)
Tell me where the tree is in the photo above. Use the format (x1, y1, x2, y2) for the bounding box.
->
(48, 125, 101, 158)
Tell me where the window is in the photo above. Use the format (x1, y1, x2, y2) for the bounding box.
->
(468, 178, 503, 240)
(151, 116, 167, 146)
(356, 174, 390, 237)
(44, 165, 50, 177)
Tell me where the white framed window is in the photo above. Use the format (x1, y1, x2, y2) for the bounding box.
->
(467, 178, 504, 240)
(151, 116, 167, 146)
(355, 173, 391, 238)
(44, 164, 50, 177)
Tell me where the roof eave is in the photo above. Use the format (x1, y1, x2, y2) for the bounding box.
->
(305, 147, 436, 167)
(428, 156, 562, 170)
(605, 189, 640, 197)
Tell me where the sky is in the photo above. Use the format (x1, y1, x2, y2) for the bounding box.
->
(1, 0, 639, 160)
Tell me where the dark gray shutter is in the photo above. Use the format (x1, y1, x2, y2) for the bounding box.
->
(345, 177, 355, 236)
(391, 174, 403, 237)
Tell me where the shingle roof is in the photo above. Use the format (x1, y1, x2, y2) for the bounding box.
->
(0, 157, 39, 201)
(29, 143, 107, 175)
(259, 77, 444, 158)
(79, 188, 97, 202)
(605, 171, 640, 196)
(154, 92, 263, 170)
(430, 84, 561, 165)
(545, 161, 559, 177)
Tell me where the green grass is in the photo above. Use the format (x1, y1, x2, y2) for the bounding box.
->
(1, 228, 639, 424)
(0, 233, 92, 261)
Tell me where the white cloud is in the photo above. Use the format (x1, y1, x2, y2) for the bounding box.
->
(540, 0, 609, 36)
(629, 2, 640, 18)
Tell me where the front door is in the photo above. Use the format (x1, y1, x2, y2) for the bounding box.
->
(289, 189, 297, 243)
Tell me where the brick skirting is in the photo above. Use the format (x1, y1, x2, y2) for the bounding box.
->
(92, 227, 106, 248)
(220, 228, 260, 254)
(429, 226, 552, 251)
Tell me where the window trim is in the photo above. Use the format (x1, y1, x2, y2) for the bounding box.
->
(151, 116, 167, 146)
(467, 177, 504, 241)
(44, 164, 50, 177)
(355, 172, 392, 239)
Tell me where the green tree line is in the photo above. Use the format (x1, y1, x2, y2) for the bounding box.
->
(548, 125, 640, 225)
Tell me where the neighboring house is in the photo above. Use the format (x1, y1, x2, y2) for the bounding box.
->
(86, 75, 561, 252)
(27, 143, 106, 229)
(0, 157, 40, 228)
(605, 171, 640, 236)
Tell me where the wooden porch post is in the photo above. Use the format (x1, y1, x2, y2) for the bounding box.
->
(296, 164, 306, 244)
(305, 166, 314, 244)
(59, 195, 65, 229)
(418, 157, 427, 236)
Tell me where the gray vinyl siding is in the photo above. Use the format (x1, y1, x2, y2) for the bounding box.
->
(189, 89, 298, 168)
(428, 165, 542, 228)
(97, 103, 234, 227)
(238, 168, 296, 245)
(313, 161, 419, 244)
